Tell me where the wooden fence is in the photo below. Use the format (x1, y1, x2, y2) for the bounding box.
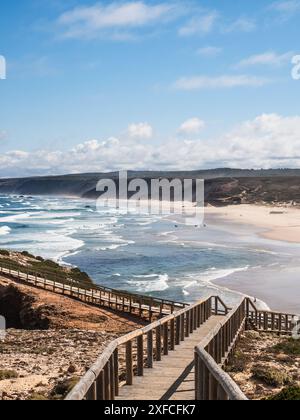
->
(66, 296, 228, 401)
(195, 298, 248, 400)
(0, 265, 186, 321)
(246, 298, 296, 334)
(194, 297, 298, 400)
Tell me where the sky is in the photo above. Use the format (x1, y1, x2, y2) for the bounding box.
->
(0, 0, 300, 176)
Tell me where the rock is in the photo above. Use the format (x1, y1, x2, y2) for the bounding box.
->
(67, 365, 77, 374)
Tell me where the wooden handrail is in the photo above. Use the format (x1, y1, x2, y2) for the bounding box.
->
(66, 296, 218, 401)
(246, 298, 297, 334)
(67, 294, 298, 401)
(0, 264, 186, 321)
(195, 348, 247, 401)
(194, 298, 248, 401)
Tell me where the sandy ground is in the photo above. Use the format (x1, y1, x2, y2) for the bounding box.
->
(0, 276, 145, 400)
(204, 204, 300, 314)
(227, 330, 300, 400)
(206, 204, 300, 243)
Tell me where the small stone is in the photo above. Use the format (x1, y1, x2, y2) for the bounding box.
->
(67, 365, 77, 374)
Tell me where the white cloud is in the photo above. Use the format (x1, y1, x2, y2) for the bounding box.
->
(178, 12, 218, 36)
(224, 17, 256, 33)
(197, 46, 222, 57)
(179, 118, 205, 135)
(173, 75, 270, 90)
(236, 51, 293, 68)
(128, 122, 153, 139)
(271, 0, 300, 13)
(57, 1, 178, 39)
(2, 114, 300, 176)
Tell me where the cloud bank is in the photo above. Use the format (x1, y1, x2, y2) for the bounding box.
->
(1, 114, 300, 177)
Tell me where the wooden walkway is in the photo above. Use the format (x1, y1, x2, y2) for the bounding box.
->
(116, 316, 223, 401)
(0, 266, 186, 321)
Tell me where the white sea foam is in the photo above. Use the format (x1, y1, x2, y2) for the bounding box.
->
(128, 274, 169, 292)
(181, 267, 249, 296)
(0, 212, 35, 222)
(0, 226, 11, 236)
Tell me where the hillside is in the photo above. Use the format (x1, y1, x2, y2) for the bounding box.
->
(0, 271, 144, 400)
(0, 170, 300, 205)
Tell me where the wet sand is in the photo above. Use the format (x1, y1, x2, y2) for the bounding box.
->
(206, 205, 300, 315)
(207, 204, 300, 243)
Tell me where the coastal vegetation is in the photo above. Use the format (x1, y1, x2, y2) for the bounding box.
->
(227, 331, 300, 400)
(0, 250, 94, 289)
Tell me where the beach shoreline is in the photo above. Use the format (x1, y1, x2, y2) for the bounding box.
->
(205, 204, 300, 314)
(206, 204, 300, 244)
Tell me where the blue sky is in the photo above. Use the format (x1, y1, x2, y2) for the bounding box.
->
(0, 0, 300, 176)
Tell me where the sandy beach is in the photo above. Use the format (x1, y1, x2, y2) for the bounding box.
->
(205, 204, 300, 314)
(206, 204, 300, 244)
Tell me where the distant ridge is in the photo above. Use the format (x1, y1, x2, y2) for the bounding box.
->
(0, 169, 300, 206)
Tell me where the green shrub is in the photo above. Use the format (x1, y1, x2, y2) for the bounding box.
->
(0, 370, 18, 380)
(51, 377, 79, 398)
(271, 338, 300, 356)
(0, 250, 10, 256)
(21, 251, 36, 259)
(28, 393, 48, 401)
(267, 386, 300, 401)
(251, 365, 293, 387)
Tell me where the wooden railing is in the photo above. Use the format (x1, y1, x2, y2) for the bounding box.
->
(66, 296, 228, 401)
(246, 298, 296, 334)
(194, 297, 298, 400)
(0, 264, 186, 321)
(195, 298, 248, 400)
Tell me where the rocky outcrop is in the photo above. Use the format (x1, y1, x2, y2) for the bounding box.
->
(0, 284, 50, 330)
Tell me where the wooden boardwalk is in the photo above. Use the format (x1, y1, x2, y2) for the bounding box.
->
(116, 316, 223, 401)
(0, 266, 186, 321)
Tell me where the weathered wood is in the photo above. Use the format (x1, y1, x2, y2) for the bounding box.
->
(147, 331, 153, 368)
(104, 362, 110, 400)
(96, 371, 105, 400)
(126, 341, 133, 386)
(113, 349, 119, 397)
(137, 336, 144, 376)
(156, 326, 162, 362)
(66, 293, 296, 401)
(163, 323, 169, 356)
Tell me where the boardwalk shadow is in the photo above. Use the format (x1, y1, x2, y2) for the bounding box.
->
(160, 361, 195, 400)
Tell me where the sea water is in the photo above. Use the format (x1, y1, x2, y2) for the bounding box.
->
(0, 195, 299, 310)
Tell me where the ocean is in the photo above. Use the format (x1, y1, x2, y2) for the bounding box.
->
(1, 195, 299, 311)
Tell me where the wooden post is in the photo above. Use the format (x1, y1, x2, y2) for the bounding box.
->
(109, 355, 115, 400)
(203, 365, 209, 400)
(104, 362, 111, 400)
(96, 371, 105, 400)
(175, 316, 181, 346)
(147, 331, 153, 368)
(86, 382, 97, 400)
(163, 323, 169, 356)
(170, 319, 175, 351)
(126, 341, 133, 385)
(209, 373, 218, 400)
(180, 314, 185, 342)
(217, 384, 229, 401)
(156, 326, 162, 361)
(137, 336, 144, 376)
(185, 312, 190, 338)
(114, 349, 119, 397)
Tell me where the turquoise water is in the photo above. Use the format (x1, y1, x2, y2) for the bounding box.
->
(0, 195, 298, 309)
